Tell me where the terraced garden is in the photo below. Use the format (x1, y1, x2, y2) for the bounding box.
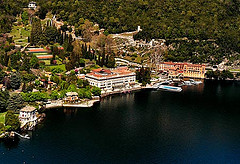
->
(10, 25, 31, 46)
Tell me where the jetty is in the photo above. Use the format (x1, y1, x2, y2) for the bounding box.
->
(13, 132, 30, 139)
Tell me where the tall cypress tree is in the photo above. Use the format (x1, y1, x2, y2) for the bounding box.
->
(30, 17, 43, 45)
(101, 48, 105, 67)
(107, 55, 115, 68)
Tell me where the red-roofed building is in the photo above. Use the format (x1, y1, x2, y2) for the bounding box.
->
(85, 67, 136, 90)
(157, 62, 205, 78)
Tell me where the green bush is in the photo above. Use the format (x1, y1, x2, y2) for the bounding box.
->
(5, 111, 20, 131)
(21, 92, 49, 102)
(91, 86, 101, 96)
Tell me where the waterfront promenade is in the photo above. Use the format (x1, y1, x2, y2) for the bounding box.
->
(45, 99, 100, 109)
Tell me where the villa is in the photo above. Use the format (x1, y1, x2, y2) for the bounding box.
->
(157, 62, 206, 79)
(19, 106, 38, 130)
(28, 1, 37, 10)
(63, 92, 79, 103)
(85, 67, 136, 91)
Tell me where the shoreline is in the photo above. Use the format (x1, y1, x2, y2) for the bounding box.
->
(44, 87, 143, 109)
(45, 99, 100, 109)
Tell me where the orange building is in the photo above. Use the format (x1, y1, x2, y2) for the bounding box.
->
(157, 62, 205, 78)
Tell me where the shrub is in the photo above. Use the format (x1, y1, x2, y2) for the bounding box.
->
(5, 111, 20, 131)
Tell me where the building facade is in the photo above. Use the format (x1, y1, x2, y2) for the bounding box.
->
(157, 62, 206, 78)
(19, 106, 38, 130)
(63, 92, 79, 103)
(85, 67, 136, 90)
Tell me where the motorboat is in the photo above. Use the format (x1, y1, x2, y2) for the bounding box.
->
(189, 79, 202, 85)
(184, 81, 193, 85)
(158, 85, 182, 92)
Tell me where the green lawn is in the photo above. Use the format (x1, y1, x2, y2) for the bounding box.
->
(0, 112, 6, 124)
(48, 64, 66, 71)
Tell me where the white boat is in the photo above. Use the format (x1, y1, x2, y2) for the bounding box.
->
(184, 81, 193, 85)
(189, 79, 202, 85)
(158, 85, 182, 92)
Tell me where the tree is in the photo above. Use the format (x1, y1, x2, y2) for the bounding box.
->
(0, 90, 9, 112)
(67, 84, 78, 92)
(21, 56, 31, 72)
(79, 58, 85, 67)
(0, 70, 6, 83)
(6, 93, 24, 113)
(83, 90, 92, 99)
(107, 55, 115, 68)
(30, 55, 39, 69)
(65, 61, 74, 71)
(136, 67, 151, 86)
(50, 75, 61, 84)
(10, 72, 21, 90)
(5, 110, 20, 131)
(21, 72, 36, 83)
(81, 19, 94, 42)
(21, 11, 29, 25)
(43, 26, 58, 44)
(9, 51, 21, 70)
(50, 90, 59, 100)
(91, 86, 101, 96)
(30, 17, 43, 45)
(21, 91, 49, 102)
(77, 79, 89, 88)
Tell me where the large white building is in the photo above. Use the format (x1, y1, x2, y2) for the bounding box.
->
(19, 106, 38, 130)
(85, 67, 136, 90)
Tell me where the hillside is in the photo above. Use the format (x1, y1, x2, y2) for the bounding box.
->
(33, 0, 240, 52)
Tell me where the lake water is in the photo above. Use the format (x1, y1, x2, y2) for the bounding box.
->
(1, 80, 240, 164)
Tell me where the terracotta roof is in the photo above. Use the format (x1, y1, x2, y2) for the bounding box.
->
(92, 68, 112, 74)
(21, 106, 36, 112)
(160, 62, 205, 67)
(86, 67, 135, 79)
(37, 55, 53, 59)
(28, 48, 48, 52)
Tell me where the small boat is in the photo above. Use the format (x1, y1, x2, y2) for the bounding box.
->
(158, 85, 182, 92)
(189, 79, 202, 85)
(184, 81, 193, 86)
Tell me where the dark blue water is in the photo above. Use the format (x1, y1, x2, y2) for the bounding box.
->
(1, 80, 240, 164)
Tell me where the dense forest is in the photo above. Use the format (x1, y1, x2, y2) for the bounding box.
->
(0, 0, 28, 33)
(1, 0, 240, 58)
(34, 0, 240, 52)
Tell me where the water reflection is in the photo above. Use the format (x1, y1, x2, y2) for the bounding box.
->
(1, 137, 20, 149)
(1, 80, 240, 163)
